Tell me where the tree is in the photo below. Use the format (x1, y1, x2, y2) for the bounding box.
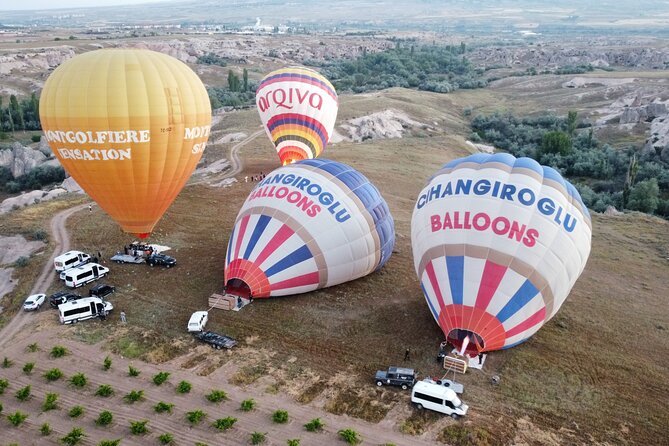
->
(567, 110, 578, 136)
(622, 154, 639, 209)
(9, 95, 24, 130)
(228, 70, 240, 92)
(243, 68, 249, 92)
(540, 131, 572, 155)
(627, 178, 659, 213)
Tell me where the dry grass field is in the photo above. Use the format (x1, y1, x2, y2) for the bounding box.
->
(1, 84, 668, 444)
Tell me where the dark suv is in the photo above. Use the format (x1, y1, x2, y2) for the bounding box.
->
(375, 367, 417, 390)
(147, 253, 176, 268)
(49, 290, 83, 308)
(90, 283, 115, 298)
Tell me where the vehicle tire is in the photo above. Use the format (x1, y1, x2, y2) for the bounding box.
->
(401, 384, 408, 390)
(215, 345, 222, 350)
(149, 262, 154, 267)
(376, 381, 383, 387)
(451, 413, 459, 419)
(166, 264, 171, 268)
(416, 403, 423, 410)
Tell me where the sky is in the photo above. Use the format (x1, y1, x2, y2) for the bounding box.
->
(0, 0, 168, 10)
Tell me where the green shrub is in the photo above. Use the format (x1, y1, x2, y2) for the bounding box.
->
(212, 416, 237, 431)
(97, 441, 121, 446)
(240, 398, 256, 411)
(251, 432, 267, 445)
(129, 420, 149, 435)
(50, 345, 68, 358)
(338, 428, 361, 444)
(27, 342, 39, 352)
(176, 380, 192, 394)
(44, 368, 64, 381)
(153, 371, 170, 385)
(40, 422, 52, 435)
(272, 409, 289, 424)
(0, 378, 7, 394)
(128, 365, 140, 377)
(22, 362, 34, 374)
(95, 384, 114, 397)
(61, 427, 85, 445)
(43, 392, 59, 411)
(15, 384, 31, 401)
(124, 389, 144, 403)
(158, 433, 174, 444)
(103, 356, 112, 370)
(96, 410, 113, 426)
(69, 405, 84, 418)
(70, 372, 87, 387)
(287, 440, 300, 446)
(7, 411, 28, 426)
(186, 409, 206, 425)
(2, 356, 13, 368)
(154, 401, 174, 413)
(195, 443, 208, 446)
(304, 417, 325, 432)
(206, 389, 228, 403)
(13, 256, 28, 267)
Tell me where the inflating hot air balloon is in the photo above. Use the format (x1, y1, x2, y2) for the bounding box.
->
(225, 159, 394, 298)
(39, 48, 212, 238)
(256, 67, 338, 165)
(411, 153, 591, 356)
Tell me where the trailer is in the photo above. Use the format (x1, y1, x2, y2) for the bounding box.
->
(110, 253, 146, 264)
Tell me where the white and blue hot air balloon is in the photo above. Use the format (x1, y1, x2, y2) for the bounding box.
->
(225, 159, 395, 298)
(411, 153, 592, 356)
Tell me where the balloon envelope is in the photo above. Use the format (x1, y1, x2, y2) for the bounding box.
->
(39, 48, 212, 238)
(225, 159, 394, 298)
(256, 67, 338, 165)
(411, 153, 592, 356)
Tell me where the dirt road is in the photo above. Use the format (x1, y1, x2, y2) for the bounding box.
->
(0, 202, 89, 349)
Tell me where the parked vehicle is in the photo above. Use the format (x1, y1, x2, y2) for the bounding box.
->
(411, 380, 468, 418)
(23, 293, 46, 311)
(110, 253, 146, 264)
(375, 367, 417, 390)
(90, 283, 116, 298)
(147, 253, 176, 267)
(187, 311, 208, 332)
(49, 290, 83, 308)
(54, 250, 94, 272)
(195, 331, 237, 349)
(58, 297, 113, 324)
(63, 263, 109, 288)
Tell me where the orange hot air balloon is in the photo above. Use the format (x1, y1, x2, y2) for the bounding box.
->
(39, 48, 212, 238)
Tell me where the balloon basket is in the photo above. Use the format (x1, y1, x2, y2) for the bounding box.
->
(208, 293, 251, 312)
(443, 354, 468, 374)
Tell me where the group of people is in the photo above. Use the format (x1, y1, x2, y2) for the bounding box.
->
(244, 172, 265, 182)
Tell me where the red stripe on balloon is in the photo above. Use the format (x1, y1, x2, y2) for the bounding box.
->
(254, 224, 294, 267)
(271, 271, 320, 291)
(233, 214, 251, 261)
(425, 261, 447, 311)
(504, 307, 546, 338)
(474, 261, 507, 310)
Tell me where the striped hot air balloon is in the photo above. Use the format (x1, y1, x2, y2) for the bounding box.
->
(411, 153, 592, 356)
(256, 67, 338, 165)
(225, 159, 394, 298)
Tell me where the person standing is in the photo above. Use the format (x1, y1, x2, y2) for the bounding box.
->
(404, 348, 411, 361)
(120, 311, 127, 324)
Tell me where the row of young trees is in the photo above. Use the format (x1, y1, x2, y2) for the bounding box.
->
(0, 93, 41, 134)
(206, 68, 256, 109)
(470, 112, 669, 218)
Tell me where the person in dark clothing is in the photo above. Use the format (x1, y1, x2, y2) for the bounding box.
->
(404, 348, 411, 361)
(478, 352, 484, 365)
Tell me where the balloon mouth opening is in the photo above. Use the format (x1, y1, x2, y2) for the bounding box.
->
(136, 233, 150, 240)
(225, 278, 252, 299)
(447, 329, 485, 358)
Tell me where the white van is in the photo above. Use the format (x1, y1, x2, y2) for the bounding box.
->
(187, 311, 208, 332)
(54, 250, 92, 272)
(64, 263, 109, 288)
(58, 297, 113, 324)
(411, 380, 469, 418)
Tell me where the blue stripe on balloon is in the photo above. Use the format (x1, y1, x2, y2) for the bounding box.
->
(422, 282, 440, 320)
(267, 116, 327, 147)
(513, 156, 543, 175)
(243, 215, 271, 260)
(495, 280, 539, 323)
(501, 338, 530, 349)
(446, 256, 464, 305)
(264, 244, 313, 278)
(226, 224, 235, 265)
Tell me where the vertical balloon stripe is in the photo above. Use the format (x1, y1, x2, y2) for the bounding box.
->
(270, 272, 320, 292)
(264, 245, 313, 278)
(243, 215, 271, 260)
(233, 214, 251, 260)
(254, 224, 294, 266)
(474, 261, 507, 311)
(421, 283, 440, 321)
(425, 261, 447, 310)
(504, 307, 546, 338)
(226, 224, 236, 266)
(446, 256, 465, 305)
(495, 280, 540, 323)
